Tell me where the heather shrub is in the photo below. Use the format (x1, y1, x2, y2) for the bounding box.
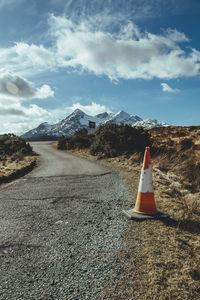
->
(180, 138, 194, 150)
(180, 160, 200, 191)
(90, 123, 151, 157)
(0, 134, 33, 156)
(72, 128, 93, 149)
(57, 135, 68, 150)
(57, 129, 93, 150)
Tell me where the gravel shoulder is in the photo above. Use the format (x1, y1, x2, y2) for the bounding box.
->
(0, 143, 131, 300)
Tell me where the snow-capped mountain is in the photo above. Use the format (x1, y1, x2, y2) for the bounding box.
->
(134, 119, 169, 129)
(21, 108, 168, 139)
(106, 110, 142, 124)
(21, 109, 110, 139)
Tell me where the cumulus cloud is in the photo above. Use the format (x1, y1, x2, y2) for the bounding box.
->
(0, 72, 37, 98)
(0, 43, 56, 78)
(0, 107, 25, 116)
(0, 101, 50, 118)
(68, 102, 112, 115)
(0, 71, 54, 99)
(0, 72, 53, 134)
(47, 14, 200, 80)
(14, 43, 56, 69)
(0, 113, 49, 135)
(0, 14, 200, 81)
(36, 84, 55, 99)
(161, 83, 180, 93)
(0, 99, 52, 134)
(1, 121, 34, 135)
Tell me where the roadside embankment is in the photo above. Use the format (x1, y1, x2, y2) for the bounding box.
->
(0, 156, 37, 184)
(0, 133, 37, 184)
(65, 143, 200, 300)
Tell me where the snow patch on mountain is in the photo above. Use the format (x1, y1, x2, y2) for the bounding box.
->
(134, 119, 169, 129)
(21, 108, 169, 139)
(106, 110, 142, 124)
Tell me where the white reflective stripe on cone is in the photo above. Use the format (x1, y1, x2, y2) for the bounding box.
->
(138, 164, 154, 193)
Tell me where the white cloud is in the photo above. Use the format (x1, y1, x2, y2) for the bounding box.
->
(0, 71, 54, 135)
(68, 102, 112, 115)
(0, 15, 199, 81)
(165, 28, 189, 43)
(0, 43, 56, 78)
(0, 100, 52, 135)
(161, 83, 180, 93)
(36, 84, 54, 99)
(0, 101, 50, 118)
(14, 42, 56, 69)
(0, 106, 25, 116)
(22, 104, 51, 118)
(47, 14, 200, 81)
(0, 71, 54, 100)
(0, 72, 37, 99)
(1, 121, 34, 135)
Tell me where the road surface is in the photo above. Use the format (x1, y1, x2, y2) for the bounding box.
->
(0, 142, 129, 300)
(29, 142, 110, 177)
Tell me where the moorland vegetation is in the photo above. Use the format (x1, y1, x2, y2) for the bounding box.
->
(0, 134, 35, 182)
(58, 123, 151, 157)
(57, 124, 200, 299)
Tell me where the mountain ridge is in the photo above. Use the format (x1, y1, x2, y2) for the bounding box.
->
(21, 109, 169, 139)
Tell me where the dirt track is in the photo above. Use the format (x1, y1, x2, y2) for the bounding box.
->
(0, 142, 130, 300)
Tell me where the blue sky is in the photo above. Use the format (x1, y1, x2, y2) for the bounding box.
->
(0, 0, 200, 134)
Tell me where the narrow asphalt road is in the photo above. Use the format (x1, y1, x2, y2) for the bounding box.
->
(29, 142, 110, 177)
(0, 142, 130, 300)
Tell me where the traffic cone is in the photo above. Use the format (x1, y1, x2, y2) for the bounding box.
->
(122, 147, 169, 220)
(134, 146, 158, 214)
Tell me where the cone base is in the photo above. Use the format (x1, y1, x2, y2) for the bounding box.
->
(133, 208, 158, 215)
(122, 209, 169, 220)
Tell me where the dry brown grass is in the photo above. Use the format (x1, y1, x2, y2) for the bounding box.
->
(66, 130, 200, 300)
(151, 126, 200, 192)
(0, 155, 37, 182)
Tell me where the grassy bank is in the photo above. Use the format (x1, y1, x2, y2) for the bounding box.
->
(0, 156, 37, 184)
(0, 134, 37, 184)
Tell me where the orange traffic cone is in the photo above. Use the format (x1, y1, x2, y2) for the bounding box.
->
(122, 147, 169, 220)
(134, 146, 158, 215)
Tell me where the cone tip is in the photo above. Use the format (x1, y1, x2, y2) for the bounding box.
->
(143, 146, 151, 169)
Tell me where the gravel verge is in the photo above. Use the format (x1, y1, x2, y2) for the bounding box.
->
(0, 171, 130, 299)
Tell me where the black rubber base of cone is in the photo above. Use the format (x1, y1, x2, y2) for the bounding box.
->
(122, 209, 169, 220)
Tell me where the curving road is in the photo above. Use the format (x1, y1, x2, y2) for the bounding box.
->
(29, 142, 110, 177)
(0, 142, 129, 300)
